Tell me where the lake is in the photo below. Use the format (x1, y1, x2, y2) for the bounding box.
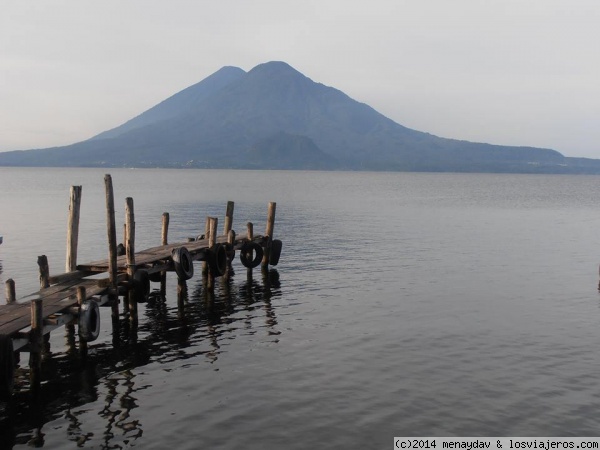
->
(1, 167, 600, 448)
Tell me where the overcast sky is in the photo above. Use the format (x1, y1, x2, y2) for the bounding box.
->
(1, 1, 598, 158)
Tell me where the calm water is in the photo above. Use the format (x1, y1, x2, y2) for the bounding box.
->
(1, 167, 600, 448)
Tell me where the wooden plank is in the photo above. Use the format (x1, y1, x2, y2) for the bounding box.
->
(0, 303, 31, 335)
(76, 235, 232, 270)
(0, 279, 107, 336)
(48, 270, 95, 285)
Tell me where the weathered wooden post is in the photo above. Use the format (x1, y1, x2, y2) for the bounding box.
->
(5, 279, 16, 304)
(246, 222, 254, 280)
(35, 256, 52, 355)
(223, 201, 234, 236)
(160, 212, 169, 296)
(225, 229, 235, 280)
(202, 216, 211, 275)
(223, 201, 235, 277)
(77, 286, 88, 356)
(208, 216, 218, 244)
(207, 217, 218, 290)
(125, 197, 137, 325)
(177, 279, 187, 316)
(65, 185, 82, 272)
(262, 202, 276, 268)
(104, 174, 119, 318)
(29, 298, 43, 392)
(37, 255, 50, 289)
(65, 186, 82, 343)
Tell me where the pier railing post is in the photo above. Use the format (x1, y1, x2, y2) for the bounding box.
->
(262, 202, 276, 268)
(125, 197, 137, 325)
(104, 174, 119, 318)
(66, 185, 82, 272)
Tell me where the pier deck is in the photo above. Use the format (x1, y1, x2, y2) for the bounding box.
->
(0, 233, 267, 347)
(0, 174, 280, 398)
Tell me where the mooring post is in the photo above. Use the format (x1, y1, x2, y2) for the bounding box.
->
(207, 217, 218, 290)
(161, 212, 170, 245)
(246, 222, 254, 279)
(262, 202, 276, 268)
(208, 216, 218, 245)
(161, 212, 169, 296)
(77, 286, 88, 356)
(202, 216, 211, 275)
(65, 186, 83, 346)
(104, 174, 119, 318)
(35, 256, 52, 355)
(37, 255, 50, 289)
(224, 201, 234, 236)
(66, 185, 82, 272)
(223, 201, 235, 276)
(225, 229, 236, 280)
(29, 298, 43, 392)
(177, 278, 187, 316)
(5, 279, 16, 304)
(125, 197, 137, 325)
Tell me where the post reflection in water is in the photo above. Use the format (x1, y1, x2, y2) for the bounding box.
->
(0, 266, 282, 448)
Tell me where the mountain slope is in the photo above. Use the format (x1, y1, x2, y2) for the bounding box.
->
(0, 60, 595, 173)
(91, 65, 246, 141)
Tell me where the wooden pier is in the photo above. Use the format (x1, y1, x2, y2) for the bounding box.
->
(0, 174, 282, 399)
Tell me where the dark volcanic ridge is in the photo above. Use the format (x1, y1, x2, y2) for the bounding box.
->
(1, 60, 598, 174)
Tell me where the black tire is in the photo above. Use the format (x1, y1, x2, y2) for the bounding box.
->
(172, 246, 194, 281)
(269, 239, 282, 266)
(239, 242, 264, 269)
(79, 300, 101, 342)
(133, 269, 151, 303)
(208, 243, 227, 277)
(148, 268, 162, 283)
(0, 334, 15, 399)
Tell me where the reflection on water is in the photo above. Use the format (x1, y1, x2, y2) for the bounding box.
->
(5, 169, 600, 446)
(0, 267, 281, 448)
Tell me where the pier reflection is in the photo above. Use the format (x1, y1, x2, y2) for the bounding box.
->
(0, 267, 282, 448)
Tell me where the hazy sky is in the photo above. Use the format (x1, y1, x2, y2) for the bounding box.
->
(1, 1, 598, 157)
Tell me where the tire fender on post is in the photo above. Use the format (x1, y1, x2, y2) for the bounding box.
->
(148, 267, 162, 283)
(79, 300, 101, 342)
(133, 269, 151, 303)
(0, 334, 15, 399)
(172, 246, 194, 281)
(208, 243, 227, 277)
(239, 241, 264, 269)
(269, 239, 283, 266)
